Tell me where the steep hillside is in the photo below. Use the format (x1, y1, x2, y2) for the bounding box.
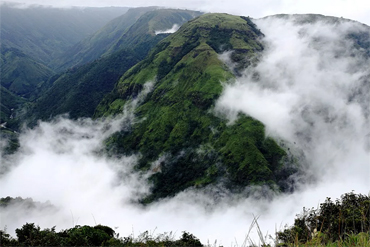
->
(0, 86, 25, 128)
(27, 49, 141, 122)
(0, 46, 54, 98)
(105, 9, 203, 56)
(26, 9, 202, 122)
(0, 3, 129, 65)
(53, 8, 202, 71)
(96, 13, 293, 202)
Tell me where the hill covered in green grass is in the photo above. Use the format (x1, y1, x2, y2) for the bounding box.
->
(95, 13, 295, 202)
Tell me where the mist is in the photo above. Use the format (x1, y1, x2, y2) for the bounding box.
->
(155, 24, 180, 35)
(1, 16, 370, 246)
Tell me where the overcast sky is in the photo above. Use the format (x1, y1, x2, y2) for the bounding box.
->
(4, 0, 370, 26)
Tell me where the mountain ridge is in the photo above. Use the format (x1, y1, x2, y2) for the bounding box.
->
(95, 13, 293, 202)
(52, 8, 202, 71)
(0, 3, 129, 65)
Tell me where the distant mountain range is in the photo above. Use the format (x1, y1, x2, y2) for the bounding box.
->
(0, 3, 129, 64)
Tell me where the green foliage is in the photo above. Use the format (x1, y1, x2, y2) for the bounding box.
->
(61, 225, 112, 246)
(277, 192, 370, 246)
(240, 16, 264, 37)
(206, 25, 234, 53)
(96, 13, 293, 202)
(1, 223, 204, 247)
(0, 229, 18, 246)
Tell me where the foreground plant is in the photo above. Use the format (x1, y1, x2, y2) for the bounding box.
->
(276, 192, 370, 246)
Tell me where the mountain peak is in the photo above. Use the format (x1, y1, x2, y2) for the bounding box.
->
(95, 13, 289, 202)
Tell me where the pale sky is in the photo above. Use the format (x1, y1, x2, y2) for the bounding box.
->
(4, 0, 370, 26)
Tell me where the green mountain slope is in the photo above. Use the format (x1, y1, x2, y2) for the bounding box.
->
(106, 9, 203, 55)
(96, 13, 293, 202)
(27, 49, 141, 121)
(0, 3, 129, 65)
(53, 8, 202, 71)
(51, 7, 158, 71)
(0, 46, 54, 98)
(26, 9, 202, 122)
(0, 86, 25, 127)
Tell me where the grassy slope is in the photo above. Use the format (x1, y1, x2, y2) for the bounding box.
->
(96, 13, 293, 202)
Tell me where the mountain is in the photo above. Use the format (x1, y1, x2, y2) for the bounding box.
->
(104, 8, 203, 55)
(0, 3, 129, 65)
(26, 49, 141, 122)
(0, 46, 54, 98)
(0, 85, 25, 128)
(95, 13, 293, 202)
(50, 6, 158, 71)
(52, 8, 202, 71)
(26, 9, 202, 122)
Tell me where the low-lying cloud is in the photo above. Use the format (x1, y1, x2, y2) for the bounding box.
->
(155, 24, 180, 35)
(1, 15, 369, 246)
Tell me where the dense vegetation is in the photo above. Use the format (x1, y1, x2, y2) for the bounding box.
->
(1, 193, 368, 246)
(96, 13, 295, 202)
(0, 223, 202, 247)
(276, 192, 370, 246)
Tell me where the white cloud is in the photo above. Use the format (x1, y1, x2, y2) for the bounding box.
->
(155, 24, 180, 35)
(215, 14, 370, 201)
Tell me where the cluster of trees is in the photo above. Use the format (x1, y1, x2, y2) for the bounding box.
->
(277, 192, 370, 246)
(0, 224, 202, 247)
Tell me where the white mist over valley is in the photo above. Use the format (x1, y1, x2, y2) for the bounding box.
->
(1, 9, 369, 247)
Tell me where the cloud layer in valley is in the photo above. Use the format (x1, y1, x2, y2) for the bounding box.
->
(1, 15, 369, 245)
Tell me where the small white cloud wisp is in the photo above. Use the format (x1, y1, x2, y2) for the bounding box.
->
(1, 16, 370, 246)
(155, 24, 180, 35)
